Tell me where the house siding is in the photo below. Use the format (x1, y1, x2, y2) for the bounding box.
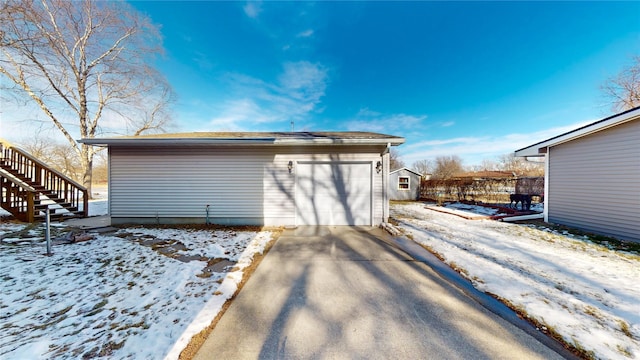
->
(547, 119, 640, 242)
(389, 169, 421, 200)
(109, 145, 386, 226)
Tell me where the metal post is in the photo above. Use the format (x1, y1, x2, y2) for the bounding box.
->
(45, 207, 52, 256)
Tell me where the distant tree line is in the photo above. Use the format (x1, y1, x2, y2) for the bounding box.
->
(402, 153, 544, 179)
(401, 154, 545, 204)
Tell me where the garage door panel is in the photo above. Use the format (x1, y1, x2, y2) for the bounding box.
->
(296, 162, 371, 226)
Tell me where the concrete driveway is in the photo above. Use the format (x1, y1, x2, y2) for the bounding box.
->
(194, 226, 568, 360)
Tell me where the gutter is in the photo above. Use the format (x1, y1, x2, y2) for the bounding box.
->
(77, 138, 277, 146)
(78, 138, 405, 147)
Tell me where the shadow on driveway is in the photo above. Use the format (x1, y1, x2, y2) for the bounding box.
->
(194, 226, 570, 360)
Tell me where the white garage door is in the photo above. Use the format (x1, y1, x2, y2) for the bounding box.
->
(296, 162, 372, 226)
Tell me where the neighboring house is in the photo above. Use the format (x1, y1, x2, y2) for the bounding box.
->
(80, 132, 404, 226)
(514, 106, 640, 242)
(389, 167, 422, 200)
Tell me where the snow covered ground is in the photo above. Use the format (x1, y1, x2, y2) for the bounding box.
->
(0, 218, 275, 359)
(444, 201, 544, 216)
(391, 202, 640, 360)
(2, 192, 637, 359)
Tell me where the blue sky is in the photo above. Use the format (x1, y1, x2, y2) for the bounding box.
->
(3, 1, 639, 167)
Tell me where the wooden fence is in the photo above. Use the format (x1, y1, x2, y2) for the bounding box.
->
(420, 176, 544, 204)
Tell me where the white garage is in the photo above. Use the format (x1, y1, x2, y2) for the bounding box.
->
(80, 132, 404, 227)
(295, 162, 372, 225)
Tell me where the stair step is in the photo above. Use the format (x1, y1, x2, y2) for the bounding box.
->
(34, 194, 63, 201)
(1, 143, 88, 223)
(35, 195, 65, 203)
(35, 202, 72, 210)
(34, 212, 83, 221)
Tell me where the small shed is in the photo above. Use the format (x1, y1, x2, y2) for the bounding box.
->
(389, 167, 422, 200)
(80, 132, 404, 226)
(515, 106, 640, 242)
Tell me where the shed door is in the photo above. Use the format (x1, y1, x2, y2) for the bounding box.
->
(296, 162, 372, 225)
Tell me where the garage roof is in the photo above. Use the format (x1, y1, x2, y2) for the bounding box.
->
(515, 106, 640, 157)
(79, 131, 405, 147)
(389, 167, 423, 177)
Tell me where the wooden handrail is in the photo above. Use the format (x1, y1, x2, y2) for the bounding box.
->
(0, 169, 37, 222)
(0, 139, 86, 189)
(0, 139, 88, 219)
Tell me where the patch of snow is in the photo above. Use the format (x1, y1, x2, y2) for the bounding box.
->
(163, 230, 272, 360)
(392, 202, 639, 360)
(0, 222, 274, 360)
(443, 202, 505, 216)
(0, 221, 27, 235)
(88, 199, 108, 217)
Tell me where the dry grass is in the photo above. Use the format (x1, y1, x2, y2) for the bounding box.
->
(618, 319, 633, 339)
(489, 294, 596, 360)
(403, 227, 597, 360)
(515, 220, 640, 257)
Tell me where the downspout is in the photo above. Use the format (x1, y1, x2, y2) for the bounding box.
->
(381, 143, 391, 224)
(543, 148, 550, 223)
(107, 146, 112, 218)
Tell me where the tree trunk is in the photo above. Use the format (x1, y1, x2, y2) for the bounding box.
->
(81, 143, 94, 200)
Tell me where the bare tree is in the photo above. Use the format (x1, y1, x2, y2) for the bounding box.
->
(19, 134, 84, 181)
(601, 55, 640, 112)
(0, 0, 174, 196)
(480, 158, 498, 171)
(498, 153, 522, 174)
(19, 134, 56, 165)
(92, 150, 109, 184)
(411, 159, 432, 176)
(498, 153, 544, 176)
(432, 155, 463, 179)
(467, 159, 499, 172)
(389, 148, 405, 171)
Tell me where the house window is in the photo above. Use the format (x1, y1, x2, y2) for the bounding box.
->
(398, 176, 410, 190)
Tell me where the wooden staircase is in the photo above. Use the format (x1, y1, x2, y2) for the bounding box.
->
(0, 140, 88, 222)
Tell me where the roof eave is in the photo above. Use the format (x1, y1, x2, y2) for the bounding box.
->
(514, 147, 546, 157)
(275, 138, 405, 146)
(78, 137, 405, 147)
(514, 106, 640, 157)
(389, 167, 422, 176)
(77, 138, 276, 146)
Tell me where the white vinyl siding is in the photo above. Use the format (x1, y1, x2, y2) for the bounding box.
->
(547, 119, 640, 242)
(109, 145, 386, 226)
(109, 147, 271, 223)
